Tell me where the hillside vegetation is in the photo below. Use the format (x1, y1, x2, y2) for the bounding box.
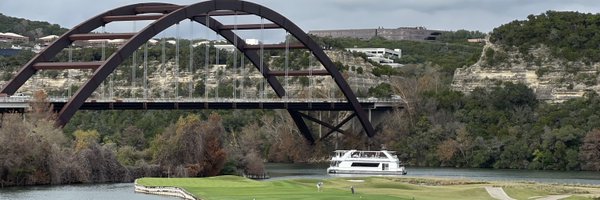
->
(0, 13, 67, 39)
(400, 11, 600, 170)
(490, 10, 600, 62)
(313, 32, 484, 76)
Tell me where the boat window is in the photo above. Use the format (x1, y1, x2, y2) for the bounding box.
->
(351, 162, 379, 167)
(330, 161, 340, 167)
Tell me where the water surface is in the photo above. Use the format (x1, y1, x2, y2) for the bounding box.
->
(0, 183, 176, 200)
(266, 163, 600, 185)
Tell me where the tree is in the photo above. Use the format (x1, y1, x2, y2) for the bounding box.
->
(242, 151, 265, 175)
(29, 90, 55, 122)
(120, 126, 146, 150)
(333, 61, 348, 72)
(199, 113, 227, 176)
(580, 129, 600, 171)
(0, 113, 71, 186)
(152, 115, 204, 175)
(436, 139, 459, 164)
(390, 77, 419, 126)
(74, 142, 128, 183)
(356, 67, 364, 74)
(152, 113, 227, 177)
(194, 81, 206, 96)
(0, 114, 50, 186)
(262, 111, 312, 163)
(368, 83, 392, 98)
(73, 130, 100, 152)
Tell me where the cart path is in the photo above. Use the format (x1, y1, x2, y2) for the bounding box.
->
(485, 187, 516, 200)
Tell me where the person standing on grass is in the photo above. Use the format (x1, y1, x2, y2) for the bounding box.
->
(350, 185, 355, 194)
(317, 182, 323, 192)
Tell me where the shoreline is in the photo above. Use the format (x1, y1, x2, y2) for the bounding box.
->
(4, 164, 600, 188)
(134, 179, 198, 200)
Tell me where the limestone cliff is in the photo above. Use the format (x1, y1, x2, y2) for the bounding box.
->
(2, 50, 384, 99)
(452, 39, 600, 102)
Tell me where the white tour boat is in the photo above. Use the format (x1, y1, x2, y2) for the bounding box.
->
(327, 149, 407, 175)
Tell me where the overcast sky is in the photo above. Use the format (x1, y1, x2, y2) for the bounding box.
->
(2, 0, 600, 39)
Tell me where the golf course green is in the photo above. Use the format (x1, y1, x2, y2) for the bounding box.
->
(136, 176, 600, 200)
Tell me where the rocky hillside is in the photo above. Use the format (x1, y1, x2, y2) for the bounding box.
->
(6, 49, 384, 99)
(452, 11, 600, 102)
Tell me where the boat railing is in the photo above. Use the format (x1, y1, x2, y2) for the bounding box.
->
(331, 150, 399, 160)
(349, 152, 389, 159)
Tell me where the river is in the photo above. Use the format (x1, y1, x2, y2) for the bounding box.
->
(266, 163, 600, 185)
(3, 164, 600, 199)
(0, 183, 178, 200)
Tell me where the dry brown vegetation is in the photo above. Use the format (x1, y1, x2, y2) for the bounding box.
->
(151, 113, 227, 177)
(0, 92, 233, 187)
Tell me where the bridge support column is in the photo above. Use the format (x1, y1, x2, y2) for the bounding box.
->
(289, 110, 315, 144)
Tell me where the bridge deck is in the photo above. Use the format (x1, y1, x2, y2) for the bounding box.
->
(52, 101, 395, 111)
(0, 98, 402, 113)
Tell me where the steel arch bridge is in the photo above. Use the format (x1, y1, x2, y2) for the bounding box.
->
(1, 0, 376, 144)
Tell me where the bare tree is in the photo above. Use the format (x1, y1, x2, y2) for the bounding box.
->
(199, 113, 227, 176)
(266, 111, 312, 163)
(152, 113, 227, 177)
(120, 126, 146, 150)
(580, 129, 600, 171)
(243, 150, 265, 175)
(436, 139, 459, 163)
(390, 77, 419, 126)
(28, 90, 55, 122)
(0, 113, 71, 186)
(390, 66, 442, 127)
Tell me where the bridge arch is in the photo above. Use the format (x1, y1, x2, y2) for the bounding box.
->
(1, 0, 375, 144)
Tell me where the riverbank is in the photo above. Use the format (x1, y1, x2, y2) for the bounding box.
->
(136, 175, 600, 200)
(134, 179, 197, 200)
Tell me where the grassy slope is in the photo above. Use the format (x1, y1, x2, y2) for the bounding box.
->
(137, 176, 600, 200)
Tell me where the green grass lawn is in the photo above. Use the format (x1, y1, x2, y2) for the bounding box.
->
(136, 176, 600, 200)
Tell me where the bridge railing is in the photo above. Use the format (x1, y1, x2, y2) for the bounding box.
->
(0, 96, 404, 103)
(0, 96, 33, 102)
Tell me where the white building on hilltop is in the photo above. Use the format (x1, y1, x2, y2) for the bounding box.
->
(0, 32, 29, 43)
(38, 35, 59, 46)
(193, 38, 260, 49)
(345, 48, 403, 68)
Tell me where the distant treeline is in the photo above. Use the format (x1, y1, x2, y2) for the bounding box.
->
(0, 13, 67, 40)
(491, 11, 600, 62)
